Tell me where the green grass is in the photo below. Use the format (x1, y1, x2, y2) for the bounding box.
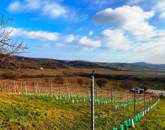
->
(0, 94, 86, 130)
(0, 94, 164, 130)
(130, 97, 165, 130)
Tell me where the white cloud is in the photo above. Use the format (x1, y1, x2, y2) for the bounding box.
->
(99, 28, 165, 52)
(8, 0, 69, 19)
(83, 0, 112, 9)
(128, 0, 165, 19)
(153, 0, 165, 19)
(135, 43, 165, 55)
(127, 0, 146, 5)
(64, 34, 75, 43)
(26, 0, 42, 10)
(8, 1, 22, 12)
(7, 27, 60, 42)
(6, 27, 80, 46)
(160, 12, 165, 19)
(101, 29, 131, 50)
(94, 6, 155, 37)
(8, 0, 42, 12)
(128, 0, 165, 20)
(153, 0, 165, 12)
(79, 29, 131, 51)
(42, 1, 68, 18)
(79, 36, 101, 48)
(134, 31, 165, 54)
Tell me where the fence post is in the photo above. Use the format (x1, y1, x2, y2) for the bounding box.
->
(134, 91, 136, 116)
(91, 70, 95, 130)
(25, 81, 27, 94)
(35, 82, 38, 94)
(50, 80, 52, 94)
(144, 91, 145, 110)
(111, 86, 113, 103)
(14, 80, 16, 93)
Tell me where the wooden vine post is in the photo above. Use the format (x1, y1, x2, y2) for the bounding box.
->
(144, 91, 145, 109)
(91, 70, 95, 130)
(134, 90, 136, 116)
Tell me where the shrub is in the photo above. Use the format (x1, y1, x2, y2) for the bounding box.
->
(1, 71, 20, 79)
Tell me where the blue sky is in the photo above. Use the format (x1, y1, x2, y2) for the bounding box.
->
(1, 0, 165, 64)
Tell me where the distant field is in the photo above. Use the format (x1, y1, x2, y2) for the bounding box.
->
(0, 68, 165, 90)
(0, 93, 161, 130)
(1, 68, 165, 78)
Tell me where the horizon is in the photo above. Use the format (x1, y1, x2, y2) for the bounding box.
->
(15, 55, 165, 65)
(1, 0, 165, 64)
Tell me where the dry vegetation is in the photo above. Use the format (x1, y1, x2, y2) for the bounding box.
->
(0, 67, 165, 91)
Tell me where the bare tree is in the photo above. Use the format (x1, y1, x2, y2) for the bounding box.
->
(0, 15, 26, 66)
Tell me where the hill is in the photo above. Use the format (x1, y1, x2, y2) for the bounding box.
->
(1, 55, 165, 72)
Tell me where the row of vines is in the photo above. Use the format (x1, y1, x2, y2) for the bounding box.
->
(0, 79, 160, 130)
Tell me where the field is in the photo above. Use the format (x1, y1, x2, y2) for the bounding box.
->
(131, 98, 165, 130)
(1, 68, 165, 90)
(0, 93, 161, 130)
(0, 69, 164, 130)
(1, 68, 165, 79)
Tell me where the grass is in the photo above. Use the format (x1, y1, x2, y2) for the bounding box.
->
(130, 97, 165, 130)
(0, 94, 164, 130)
(0, 94, 84, 130)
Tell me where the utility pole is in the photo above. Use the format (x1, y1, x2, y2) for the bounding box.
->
(91, 70, 95, 130)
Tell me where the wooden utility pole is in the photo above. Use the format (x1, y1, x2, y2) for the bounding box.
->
(91, 70, 95, 130)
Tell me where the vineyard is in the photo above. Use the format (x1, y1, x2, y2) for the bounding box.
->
(0, 79, 162, 130)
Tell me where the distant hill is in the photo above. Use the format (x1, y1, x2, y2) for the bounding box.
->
(1, 55, 165, 72)
(107, 62, 165, 71)
(68, 61, 165, 71)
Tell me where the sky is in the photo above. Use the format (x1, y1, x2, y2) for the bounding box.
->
(0, 0, 165, 64)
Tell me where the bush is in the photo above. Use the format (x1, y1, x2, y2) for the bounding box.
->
(1, 71, 19, 79)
